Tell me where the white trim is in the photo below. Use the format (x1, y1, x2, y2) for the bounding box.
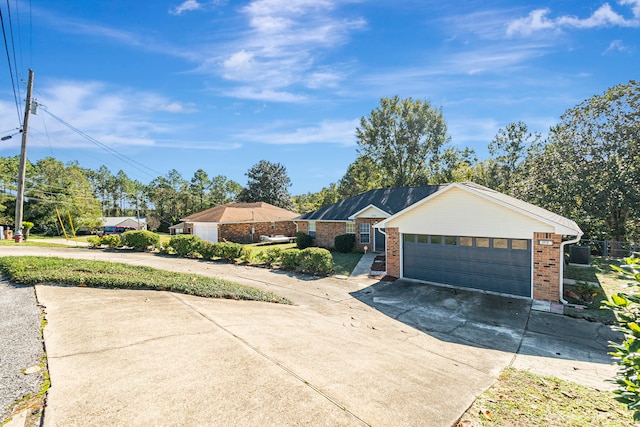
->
(375, 183, 581, 236)
(348, 204, 392, 220)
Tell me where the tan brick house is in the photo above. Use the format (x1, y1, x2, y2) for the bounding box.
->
(297, 183, 582, 302)
(181, 202, 298, 244)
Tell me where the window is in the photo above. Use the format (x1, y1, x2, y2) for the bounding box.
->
(271, 221, 275, 230)
(346, 222, 356, 234)
(404, 234, 416, 243)
(493, 238, 508, 249)
(460, 237, 473, 246)
(308, 221, 316, 239)
(359, 223, 370, 244)
(417, 234, 428, 244)
(429, 235, 442, 244)
(512, 239, 528, 250)
(476, 237, 490, 247)
(445, 236, 457, 245)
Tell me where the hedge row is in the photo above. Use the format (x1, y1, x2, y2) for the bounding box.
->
(163, 234, 333, 274)
(87, 230, 160, 251)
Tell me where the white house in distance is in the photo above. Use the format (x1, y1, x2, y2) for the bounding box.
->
(100, 216, 147, 231)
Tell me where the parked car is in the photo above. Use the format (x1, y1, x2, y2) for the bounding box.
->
(98, 226, 136, 236)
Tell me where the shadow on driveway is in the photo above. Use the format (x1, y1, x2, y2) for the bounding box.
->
(351, 279, 620, 365)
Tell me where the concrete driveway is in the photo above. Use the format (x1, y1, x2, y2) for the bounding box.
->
(0, 247, 620, 426)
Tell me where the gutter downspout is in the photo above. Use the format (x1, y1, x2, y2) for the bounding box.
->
(559, 233, 583, 304)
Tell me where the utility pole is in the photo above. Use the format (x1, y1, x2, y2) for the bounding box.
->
(15, 68, 34, 235)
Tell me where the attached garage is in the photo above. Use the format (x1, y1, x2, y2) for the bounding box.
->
(403, 234, 531, 297)
(376, 183, 583, 301)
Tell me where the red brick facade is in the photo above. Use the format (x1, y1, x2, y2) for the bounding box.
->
(532, 232, 562, 302)
(314, 222, 348, 248)
(385, 227, 400, 278)
(186, 221, 296, 243)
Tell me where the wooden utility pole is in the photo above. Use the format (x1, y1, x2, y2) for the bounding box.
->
(15, 68, 34, 235)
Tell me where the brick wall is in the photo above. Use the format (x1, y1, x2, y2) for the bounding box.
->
(297, 221, 308, 234)
(315, 221, 347, 248)
(218, 221, 296, 243)
(533, 232, 562, 302)
(385, 227, 400, 278)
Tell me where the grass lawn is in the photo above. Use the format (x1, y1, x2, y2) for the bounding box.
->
(459, 368, 634, 426)
(0, 256, 290, 304)
(563, 257, 634, 324)
(331, 251, 364, 276)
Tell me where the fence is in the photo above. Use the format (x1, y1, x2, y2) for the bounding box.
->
(577, 240, 640, 259)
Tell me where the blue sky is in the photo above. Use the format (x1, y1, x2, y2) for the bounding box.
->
(0, 0, 638, 194)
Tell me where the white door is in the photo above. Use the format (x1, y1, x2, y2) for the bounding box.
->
(193, 222, 219, 243)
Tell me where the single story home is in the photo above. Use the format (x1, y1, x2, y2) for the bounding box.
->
(99, 216, 147, 231)
(169, 222, 185, 235)
(181, 202, 299, 243)
(296, 182, 582, 302)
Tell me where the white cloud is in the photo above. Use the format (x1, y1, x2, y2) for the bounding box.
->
(223, 87, 308, 103)
(603, 39, 632, 54)
(234, 119, 358, 145)
(507, 3, 640, 36)
(170, 0, 203, 15)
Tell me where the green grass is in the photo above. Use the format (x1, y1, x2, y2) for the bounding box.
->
(0, 256, 290, 304)
(563, 257, 633, 324)
(331, 251, 364, 276)
(459, 368, 634, 426)
(0, 239, 69, 248)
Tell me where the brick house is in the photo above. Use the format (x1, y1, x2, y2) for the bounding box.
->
(181, 202, 298, 244)
(296, 183, 582, 302)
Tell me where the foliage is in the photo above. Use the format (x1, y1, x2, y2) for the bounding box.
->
(22, 221, 34, 230)
(334, 233, 356, 253)
(337, 155, 383, 198)
(197, 240, 217, 259)
(167, 234, 203, 257)
(295, 232, 313, 249)
(87, 236, 102, 248)
(100, 234, 123, 248)
(238, 160, 293, 210)
(0, 256, 290, 304)
(292, 183, 340, 214)
(261, 247, 284, 266)
(603, 256, 640, 419)
(280, 249, 301, 270)
(211, 242, 244, 261)
(297, 248, 333, 274)
(355, 96, 450, 187)
(518, 80, 640, 241)
(120, 230, 160, 251)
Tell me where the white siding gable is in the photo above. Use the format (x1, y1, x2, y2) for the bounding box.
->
(384, 186, 554, 239)
(193, 222, 219, 243)
(355, 206, 389, 219)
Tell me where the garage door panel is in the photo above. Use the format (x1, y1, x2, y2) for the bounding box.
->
(403, 237, 531, 298)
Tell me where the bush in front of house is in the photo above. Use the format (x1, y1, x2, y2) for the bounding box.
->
(281, 249, 301, 270)
(334, 233, 356, 253)
(101, 234, 123, 249)
(87, 236, 102, 248)
(167, 234, 203, 257)
(121, 230, 161, 251)
(212, 242, 244, 262)
(263, 247, 283, 266)
(297, 247, 333, 274)
(295, 232, 313, 249)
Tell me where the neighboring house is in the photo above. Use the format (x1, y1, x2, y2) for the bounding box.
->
(99, 216, 146, 232)
(169, 222, 185, 235)
(181, 202, 298, 244)
(296, 183, 582, 302)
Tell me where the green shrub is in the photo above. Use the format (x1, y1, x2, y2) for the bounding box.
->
(101, 234, 123, 249)
(87, 236, 102, 248)
(295, 232, 313, 249)
(240, 247, 258, 264)
(168, 234, 203, 257)
(121, 230, 160, 251)
(263, 247, 283, 266)
(198, 241, 216, 259)
(334, 233, 356, 253)
(213, 242, 243, 262)
(298, 247, 333, 275)
(281, 249, 301, 270)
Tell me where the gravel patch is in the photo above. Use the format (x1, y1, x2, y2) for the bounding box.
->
(0, 279, 43, 421)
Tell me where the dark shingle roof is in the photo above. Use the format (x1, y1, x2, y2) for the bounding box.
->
(298, 186, 446, 221)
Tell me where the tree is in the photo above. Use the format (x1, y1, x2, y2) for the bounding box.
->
(210, 175, 242, 206)
(190, 169, 211, 211)
(337, 155, 382, 198)
(430, 146, 477, 184)
(356, 96, 450, 187)
(487, 121, 541, 194)
(238, 160, 293, 209)
(519, 80, 640, 241)
(293, 183, 340, 214)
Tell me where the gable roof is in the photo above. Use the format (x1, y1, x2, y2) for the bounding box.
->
(297, 186, 445, 221)
(376, 182, 582, 236)
(182, 202, 298, 223)
(102, 216, 146, 227)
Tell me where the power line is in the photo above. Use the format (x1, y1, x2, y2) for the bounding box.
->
(0, 7, 21, 123)
(5, 0, 22, 107)
(40, 106, 164, 179)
